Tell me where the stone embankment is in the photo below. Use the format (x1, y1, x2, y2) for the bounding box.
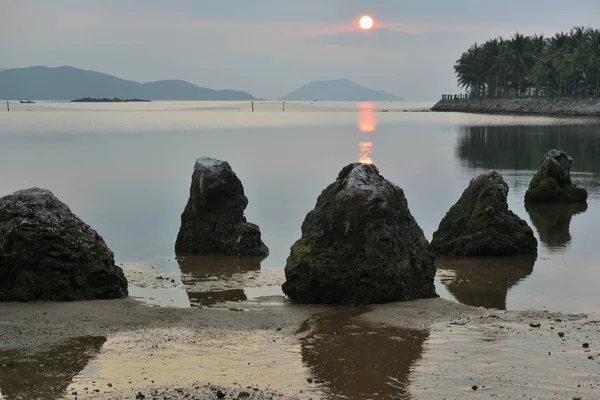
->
(431, 98, 600, 117)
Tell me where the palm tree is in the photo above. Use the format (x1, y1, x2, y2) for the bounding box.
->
(587, 29, 600, 96)
(452, 27, 600, 99)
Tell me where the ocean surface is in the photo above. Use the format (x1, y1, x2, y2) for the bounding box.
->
(1, 100, 599, 313)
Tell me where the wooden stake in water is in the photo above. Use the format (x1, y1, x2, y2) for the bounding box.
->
(251, 101, 254, 112)
(6, 101, 8, 112)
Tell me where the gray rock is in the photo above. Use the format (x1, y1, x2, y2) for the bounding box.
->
(175, 158, 268, 257)
(431, 171, 537, 257)
(525, 149, 588, 203)
(0, 188, 128, 301)
(282, 163, 437, 305)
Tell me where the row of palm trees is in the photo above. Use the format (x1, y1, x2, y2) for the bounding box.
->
(454, 27, 600, 98)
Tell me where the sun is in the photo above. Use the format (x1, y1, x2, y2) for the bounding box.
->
(359, 15, 374, 30)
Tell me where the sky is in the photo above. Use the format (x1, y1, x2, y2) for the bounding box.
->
(2, 0, 600, 100)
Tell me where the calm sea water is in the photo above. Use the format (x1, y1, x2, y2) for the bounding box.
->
(1, 101, 599, 313)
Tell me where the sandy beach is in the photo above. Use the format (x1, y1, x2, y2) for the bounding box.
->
(0, 293, 598, 400)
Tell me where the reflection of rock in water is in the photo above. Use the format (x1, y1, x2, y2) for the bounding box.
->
(178, 256, 262, 306)
(0, 337, 105, 400)
(300, 309, 428, 399)
(437, 257, 535, 310)
(526, 203, 588, 250)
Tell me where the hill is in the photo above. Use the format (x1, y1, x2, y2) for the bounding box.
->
(279, 79, 404, 101)
(0, 66, 257, 100)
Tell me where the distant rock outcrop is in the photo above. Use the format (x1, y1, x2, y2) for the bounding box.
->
(282, 163, 437, 305)
(175, 158, 268, 257)
(0, 188, 128, 301)
(279, 78, 404, 101)
(431, 172, 537, 257)
(525, 149, 588, 203)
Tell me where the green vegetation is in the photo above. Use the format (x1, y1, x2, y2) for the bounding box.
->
(454, 27, 600, 98)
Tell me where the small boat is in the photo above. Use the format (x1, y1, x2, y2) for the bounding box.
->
(19, 100, 35, 104)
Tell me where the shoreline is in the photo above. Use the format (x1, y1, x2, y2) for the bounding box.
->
(431, 98, 600, 118)
(1, 296, 598, 399)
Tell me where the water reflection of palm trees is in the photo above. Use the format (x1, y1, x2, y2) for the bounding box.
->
(525, 203, 588, 251)
(437, 257, 536, 310)
(177, 256, 262, 306)
(300, 308, 428, 400)
(457, 125, 600, 172)
(0, 337, 106, 400)
(358, 102, 376, 164)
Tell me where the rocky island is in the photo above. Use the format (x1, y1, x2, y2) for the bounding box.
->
(71, 97, 151, 102)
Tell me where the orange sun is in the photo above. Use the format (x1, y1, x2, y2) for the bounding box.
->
(359, 15, 374, 30)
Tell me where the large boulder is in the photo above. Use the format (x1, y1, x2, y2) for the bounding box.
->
(431, 171, 537, 257)
(175, 157, 268, 257)
(282, 163, 437, 305)
(0, 188, 128, 301)
(525, 149, 588, 203)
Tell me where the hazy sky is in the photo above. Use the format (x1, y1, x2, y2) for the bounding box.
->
(2, 0, 600, 100)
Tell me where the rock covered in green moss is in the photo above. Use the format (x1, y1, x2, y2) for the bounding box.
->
(431, 171, 537, 257)
(282, 163, 437, 305)
(0, 188, 128, 301)
(175, 157, 268, 257)
(525, 149, 588, 203)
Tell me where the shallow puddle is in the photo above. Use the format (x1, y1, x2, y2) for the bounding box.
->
(0, 308, 599, 399)
(0, 337, 106, 400)
(299, 308, 429, 399)
(123, 257, 286, 308)
(436, 256, 536, 310)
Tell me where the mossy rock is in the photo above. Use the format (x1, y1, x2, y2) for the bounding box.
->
(282, 163, 437, 305)
(525, 149, 588, 203)
(175, 157, 268, 257)
(0, 188, 128, 301)
(431, 171, 537, 257)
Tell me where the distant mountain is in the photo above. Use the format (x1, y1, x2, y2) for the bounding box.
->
(0, 66, 257, 100)
(279, 79, 404, 101)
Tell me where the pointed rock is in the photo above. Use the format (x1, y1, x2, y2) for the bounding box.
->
(282, 163, 437, 305)
(525, 149, 587, 203)
(431, 171, 537, 257)
(0, 188, 128, 301)
(175, 158, 268, 257)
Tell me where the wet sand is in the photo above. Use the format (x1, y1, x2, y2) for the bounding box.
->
(0, 295, 599, 400)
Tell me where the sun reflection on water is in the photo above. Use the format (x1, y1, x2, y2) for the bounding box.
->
(358, 102, 376, 164)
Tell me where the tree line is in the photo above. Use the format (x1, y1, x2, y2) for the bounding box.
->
(454, 27, 600, 98)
